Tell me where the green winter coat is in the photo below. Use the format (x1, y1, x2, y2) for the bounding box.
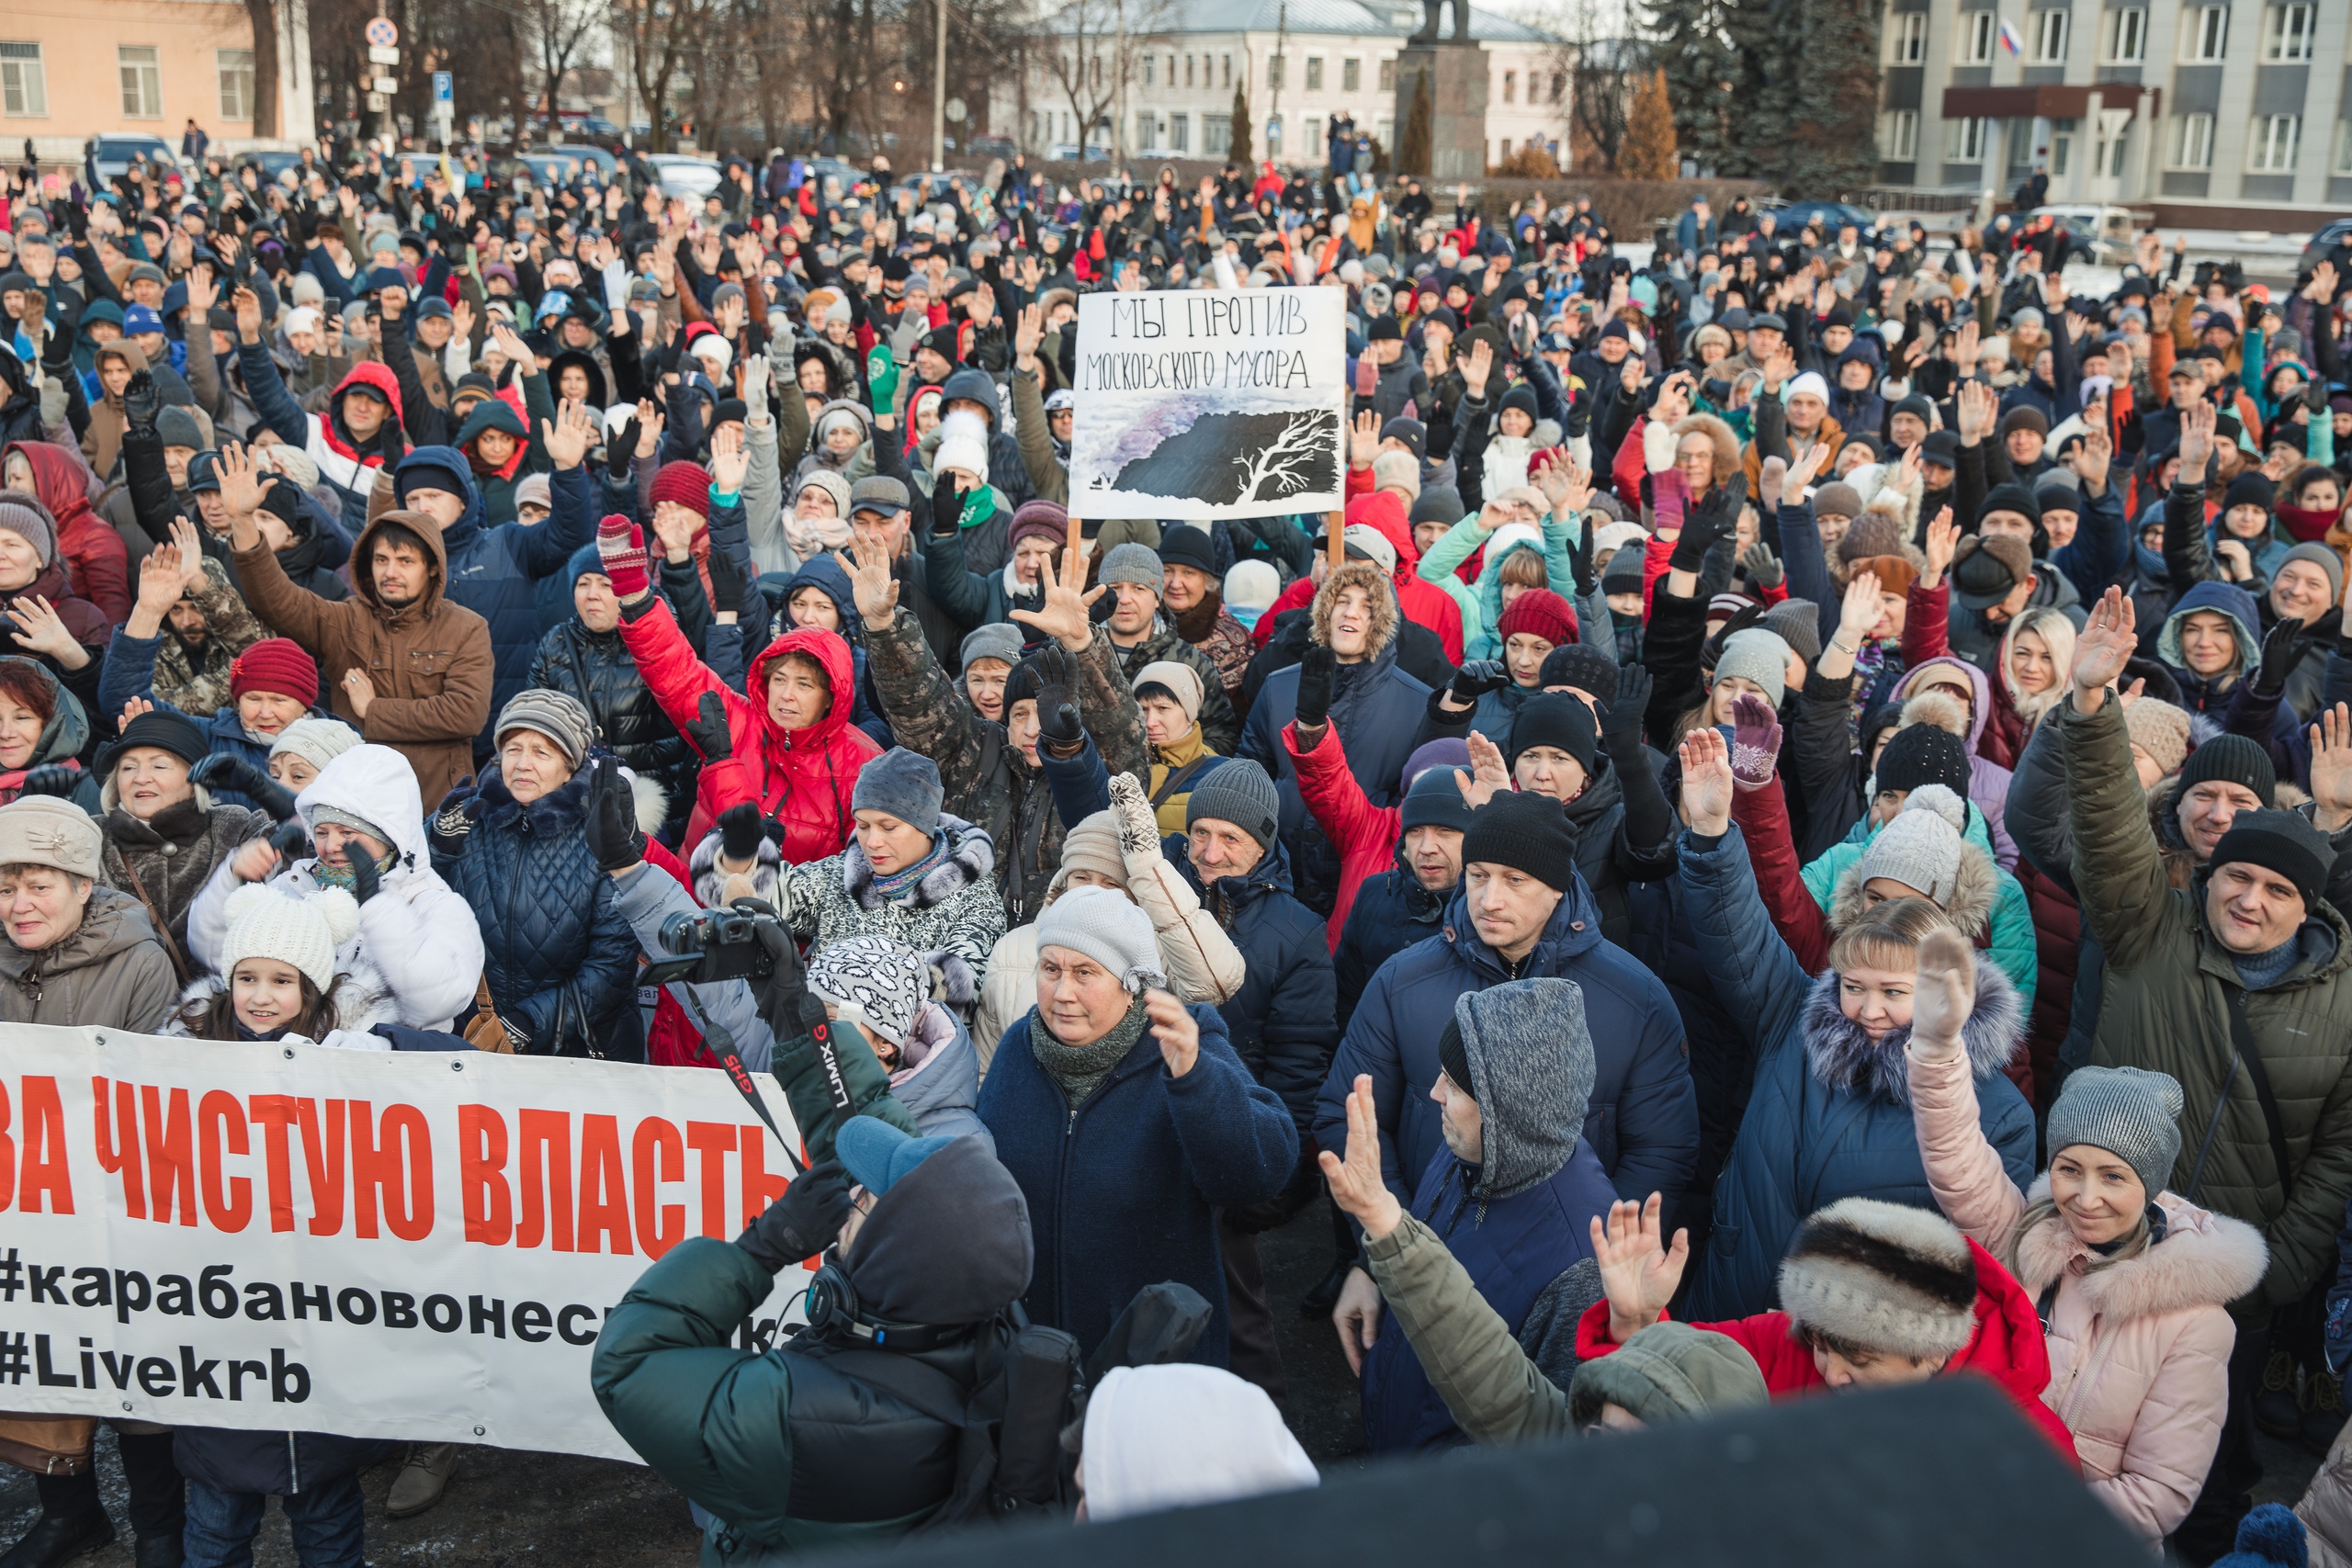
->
(2064, 694, 2352, 1307)
(1802, 803, 2039, 1010)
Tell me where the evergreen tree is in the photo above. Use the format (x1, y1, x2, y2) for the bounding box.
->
(1229, 78, 1253, 169)
(1398, 62, 1433, 176)
(1619, 69, 1678, 180)
(1780, 0, 1883, 192)
(1645, 0, 1735, 173)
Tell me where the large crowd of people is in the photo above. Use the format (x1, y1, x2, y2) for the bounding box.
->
(8, 128, 2352, 1566)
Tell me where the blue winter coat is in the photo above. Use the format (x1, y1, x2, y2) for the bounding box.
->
(433, 765, 643, 1058)
(976, 1001, 1297, 1367)
(1678, 824, 2036, 1321)
(400, 449, 596, 749)
(1170, 831, 1337, 1146)
(1314, 870, 1700, 1217)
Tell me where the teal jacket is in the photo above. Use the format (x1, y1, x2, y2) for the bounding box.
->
(1417, 513, 1615, 661)
(1800, 803, 2039, 1009)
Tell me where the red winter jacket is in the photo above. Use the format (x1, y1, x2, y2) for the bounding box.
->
(1282, 718, 1405, 948)
(1575, 1238, 2081, 1466)
(617, 601, 880, 863)
(10, 440, 130, 625)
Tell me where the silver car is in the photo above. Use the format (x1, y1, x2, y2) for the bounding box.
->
(645, 154, 723, 198)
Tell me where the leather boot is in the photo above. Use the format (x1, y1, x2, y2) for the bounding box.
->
(0, 1512, 115, 1568)
(132, 1530, 183, 1568)
(385, 1442, 460, 1518)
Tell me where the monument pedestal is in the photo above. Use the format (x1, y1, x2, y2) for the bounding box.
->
(1396, 42, 1489, 181)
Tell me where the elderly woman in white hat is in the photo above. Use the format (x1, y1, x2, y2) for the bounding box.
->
(0, 795, 177, 1030)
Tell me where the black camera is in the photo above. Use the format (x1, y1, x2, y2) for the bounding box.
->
(639, 902, 781, 987)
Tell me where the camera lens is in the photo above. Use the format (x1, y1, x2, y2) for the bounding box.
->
(657, 909, 707, 956)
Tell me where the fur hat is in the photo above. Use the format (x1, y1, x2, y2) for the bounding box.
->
(1035, 885, 1165, 993)
(1854, 784, 1967, 904)
(220, 883, 361, 994)
(1310, 560, 1398, 659)
(1777, 1197, 1981, 1360)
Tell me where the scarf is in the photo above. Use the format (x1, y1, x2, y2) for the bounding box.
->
(312, 847, 397, 892)
(868, 831, 951, 902)
(1170, 589, 1227, 645)
(1028, 995, 1151, 1111)
(957, 480, 999, 532)
(1849, 637, 1895, 727)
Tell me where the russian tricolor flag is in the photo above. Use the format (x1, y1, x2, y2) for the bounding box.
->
(1998, 17, 2025, 53)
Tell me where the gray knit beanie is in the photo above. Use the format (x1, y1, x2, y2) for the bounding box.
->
(1035, 885, 1166, 994)
(1183, 758, 1280, 851)
(1854, 784, 1968, 905)
(1099, 542, 1166, 599)
(494, 688, 596, 769)
(1453, 978, 1597, 1199)
(852, 746, 944, 834)
(2046, 1066, 2186, 1199)
(959, 622, 1025, 671)
(1711, 627, 1792, 707)
(1760, 600, 1822, 665)
(0, 491, 57, 569)
(2281, 541, 2346, 604)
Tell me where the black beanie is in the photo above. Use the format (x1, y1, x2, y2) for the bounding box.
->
(1382, 416, 1428, 464)
(1508, 694, 1600, 775)
(1399, 763, 1476, 833)
(2208, 808, 2332, 908)
(1499, 383, 1540, 423)
(99, 708, 209, 774)
(1460, 791, 1580, 891)
(2223, 471, 2276, 515)
(2177, 733, 2278, 806)
(1540, 645, 1620, 709)
(1436, 1018, 1476, 1101)
(1873, 722, 1973, 798)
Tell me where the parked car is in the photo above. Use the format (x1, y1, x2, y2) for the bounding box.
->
(2301, 217, 2352, 276)
(1765, 198, 1879, 238)
(967, 135, 1019, 163)
(646, 153, 723, 197)
(236, 150, 307, 186)
(550, 143, 620, 179)
(806, 157, 869, 199)
(2030, 205, 2137, 265)
(1048, 141, 1114, 163)
(87, 135, 178, 186)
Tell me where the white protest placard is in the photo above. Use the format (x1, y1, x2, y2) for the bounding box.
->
(1069, 288, 1345, 520)
(0, 1027, 807, 1462)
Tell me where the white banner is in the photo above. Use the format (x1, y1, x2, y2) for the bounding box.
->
(0, 1027, 807, 1462)
(1069, 288, 1346, 519)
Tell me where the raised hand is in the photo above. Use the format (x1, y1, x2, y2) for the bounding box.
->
(741, 354, 770, 426)
(1955, 378, 1996, 444)
(121, 368, 162, 434)
(2075, 425, 2113, 491)
(216, 442, 266, 522)
(594, 515, 652, 601)
(1005, 517, 1103, 652)
(2257, 615, 2315, 698)
(541, 398, 595, 469)
(1462, 337, 1494, 400)
(1106, 771, 1164, 863)
(584, 756, 649, 872)
(684, 691, 733, 761)
(1032, 644, 1082, 751)
(1591, 1194, 1689, 1345)
(6, 596, 86, 668)
(1350, 408, 1379, 469)
(1738, 539, 1782, 590)
(838, 534, 902, 626)
(1759, 454, 1787, 512)
(1013, 302, 1044, 367)
(1677, 726, 1733, 836)
(1921, 506, 1959, 586)
(2309, 704, 2352, 832)
(135, 544, 186, 621)
(1453, 728, 1511, 809)
(1317, 1073, 1404, 1244)
(233, 287, 264, 344)
(1143, 988, 1197, 1077)
(1295, 644, 1338, 728)
(1783, 435, 1830, 495)
(1728, 692, 1782, 791)
(2070, 586, 2137, 710)
(1836, 569, 1883, 650)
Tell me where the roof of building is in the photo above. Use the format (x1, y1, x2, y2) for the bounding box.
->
(1054, 0, 1556, 43)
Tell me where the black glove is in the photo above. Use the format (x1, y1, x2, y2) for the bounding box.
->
(1295, 644, 1338, 728)
(1668, 485, 1742, 574)
(707, 545, 748, 618)
(608, 416, 641, 483)
(2257, 616, 2314, 697)
(736, 1158, 854, 1272)
(1033, 645, 1081, 752)
(1603, 663, 1654, 745)
(16, 763, 79, 799)
(121, 368, 162, 436)
(190, 753, 298, 820)
(427, 777, 478, 859)
(584, 756, 646, 872)
(267, 818, 311, 863)
(1568, 517, 1597, 598)
(684, 690, 732, 761)
(718, 800, 764, 864)
(346, 842, 381, 903)
(1446, 660, 1510, 707)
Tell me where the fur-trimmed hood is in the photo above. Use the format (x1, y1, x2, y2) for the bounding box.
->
(1800, 954, 2023, 1105)
(844, 813, 994, 910)
(1827, 832, 2001, 942)
(164, 951, 400, 1039)
(1311, 559, 1400, 662)
(2009, 1176, 2268, 1323)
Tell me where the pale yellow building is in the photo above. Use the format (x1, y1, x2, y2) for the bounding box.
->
(2, 0, 313, 157)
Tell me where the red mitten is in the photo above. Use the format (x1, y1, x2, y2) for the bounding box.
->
(596, 513, 651, 599)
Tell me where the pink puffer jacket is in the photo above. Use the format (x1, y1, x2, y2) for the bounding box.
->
(1910, 1044, 2267, 1549)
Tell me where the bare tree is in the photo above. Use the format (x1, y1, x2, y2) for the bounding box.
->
(622, 0, 725, 150)
(802, 0, 883, 152)
(246, 0, 281, 138)
(1545, 1, 1643, 175)
(526, 0, 603, 131)
(1036, 0, 1170, 161)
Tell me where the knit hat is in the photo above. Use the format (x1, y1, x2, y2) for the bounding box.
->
(2211, 1506, 2311, 1568)
(1784, 370, 1830, 407)
(1435, 1015, 1476, 1100)
(2046, 1066, 2185, 1200)
(1079, 1363, 1318, 1523)
(1099, 543, 1165, 599)
(958, 623, 1024, 672)
(2208, 808, 2334, 908)
(219, 882, 361, 995)
(0, 796, 101, 879)
(1372, 450, 1421, 500)
(2124, 699, 2192, 779)
(2224, 470, 2277, 515)
(0, 491, 56, 568)
(1401, 739, 1471, 795)
(1951, 534, 2034, 611)
(796, 469, 854, 519)
(1759, 600, 1822, 665)
(2177, 732, 2278, 807)
(649, 461, 714, 518)
(1410, 487, 1466, 529)
(1539, 644, 1619, 707)
(1567, 1321, 1770, 1430)
(1838, 511, 1908, 565)
(1007, 500, 1070, 557)
(834, 1117, 959, 1199)
(1382, 416, 1428, 463)
(1133, 660, 1205, 725)
(1999, 405, 2050, 438)
(1185, 758, 1280, 850)
(1600, 552, 1645, 594)
(1156, 525, 1217, 577)
(1399, 761, 1476, 833)
(230, 638, 320, 709)
(157, 406, 206, 451)
(1460, 791, 1578, 892)
(1223, 560, 1280, 620)
(2281, 542, 2346, 603)
(852, 747, 944, 834)
(1592, 520, 1649, 558)
(1054, 810, 1128, 889)
(1035, 884, 1166, 993)
(268, 717, 364, 776)
(1810, 481, 1863, 521)
(514, 472, 553, 514)
(494, 688, 595, 769)
(1854, 784, 1968, 903)
(933, 422, 989, 484)
(1777, 1198, 1981, 1360)
(1873, 723, 1973, 799)
(1508, 694, 1599, 775)
(1496, 588, 1578, 649)
(99, 708, 209, 776)
(1711, 627, 1791, 708)
(808, 933, 932, 1048)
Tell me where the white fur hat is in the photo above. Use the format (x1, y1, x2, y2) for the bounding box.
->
(933, 408, 990, 486)
(220, 884, 360, 994)
(1777, 1198, 1980, 1360)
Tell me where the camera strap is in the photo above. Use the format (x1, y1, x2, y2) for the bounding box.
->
(671, 987, 808, 1175)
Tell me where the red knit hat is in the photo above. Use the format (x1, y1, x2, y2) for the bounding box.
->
(1496, 588, 1578, 649)
(649, 461, 715, 519)
(230, 637, 320, 708)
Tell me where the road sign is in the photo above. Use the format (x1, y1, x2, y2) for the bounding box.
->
(366, 92, 388, 111)
(371, 75, 399, 95)
(365, 17, 398, 47)
(944, 96, 967, 123)
(368, 45, 400, 64)
(433, 71, 452, 104)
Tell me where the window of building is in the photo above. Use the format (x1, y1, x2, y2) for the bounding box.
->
(2031, 8, 2069, 61)
(0, 42, 45, 118)
(1343, 57, 1360, 90)
(2103, 8, 2146, 61)
(2263, 3, 2312, 60)
(1551, 70, 1565, 101)
(1502, 69, 1515, 102)
(2335, 118, 2352, 173)
(1222, 53, 1232, 85)
(119, 46, 162, 119)
(2170, 110, 2215, 166)
(1143, 55, 1155, 85)
(1891, 13, 1927, 62)
(1270, 53, 1284, 90)
(1171, 112, 1189, 151)
(2181, 6, 2229, 60)
(1185, 54, 1194, 85)
(1379, 58, 1396, 91)
(1944, 115, 1987, 161)
(1961, 12, 1996, 62)
(1499, 138, 1512, 159)
(218, 47, 254, 120)
(2249, 112, 2300, 168)
(1883, 108, 1919, 160)
(1306, 55, 1324, 90)
(1205, 112, 1230, 152)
